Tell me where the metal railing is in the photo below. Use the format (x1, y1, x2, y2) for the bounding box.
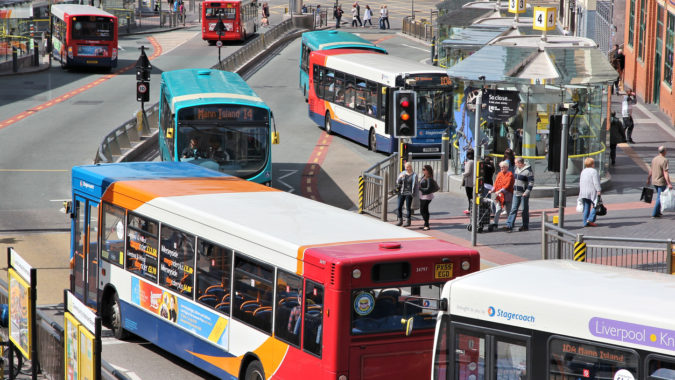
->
(402, 16, 435, 41)
(94, 18, 296, 164)
(359, 153, 399, 219)
(541, 212, 674, 273)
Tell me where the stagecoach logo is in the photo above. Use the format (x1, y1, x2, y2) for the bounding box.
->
(487, 305, 535, 323)
(589, 317, 675, 352)
(79, 180, 95, 190)
(354, 292, 375, 316)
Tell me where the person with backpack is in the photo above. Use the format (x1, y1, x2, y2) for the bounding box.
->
(418, 165, 439, 230)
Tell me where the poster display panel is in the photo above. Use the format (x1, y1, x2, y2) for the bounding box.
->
(8, 268, 31, 359)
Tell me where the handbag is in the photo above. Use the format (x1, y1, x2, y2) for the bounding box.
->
(595, 195, 607, 216)
(429, 178, 440, 194)
(661, 188, 675, 212)
(640, 186, 654, 203)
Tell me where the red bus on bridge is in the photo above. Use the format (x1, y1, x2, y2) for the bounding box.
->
(201, 0, 258, 43)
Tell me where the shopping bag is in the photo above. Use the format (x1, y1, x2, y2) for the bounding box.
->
(640, 186, 654, 203)
(660, 188, 675, 212)
(576, 198, 583, 213)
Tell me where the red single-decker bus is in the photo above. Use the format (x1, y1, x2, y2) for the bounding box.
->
(201, 0, 258, 43)
(50, 4, 118, 70)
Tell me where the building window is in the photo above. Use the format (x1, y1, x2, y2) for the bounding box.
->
(628, 0, 635, 47)
(665, 12, 675, 86)
(638, 0, 646, 60)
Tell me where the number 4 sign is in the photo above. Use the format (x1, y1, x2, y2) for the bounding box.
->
(508, 0, 526, 14)
(533, 7, 556, 31)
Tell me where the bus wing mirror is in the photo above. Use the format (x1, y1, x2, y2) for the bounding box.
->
(166, 127, 174, 139)
(62, 201, 74, 217)
(401, 317, 414, 336)
(271, 112, 279, 144)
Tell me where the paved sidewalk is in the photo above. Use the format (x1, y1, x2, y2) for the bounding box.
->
(388, 89, 675, 267)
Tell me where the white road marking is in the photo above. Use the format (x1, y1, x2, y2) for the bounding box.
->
(277, 169, 297, 193)
(402, 43, 429, 52)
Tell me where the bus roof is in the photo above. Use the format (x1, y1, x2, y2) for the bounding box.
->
(51, 4, 117, 19)
(160, 69, 268, 114)
(446, 260, 675, 356)
(312, 51, 448, 87)
(72, 162, 446, 268)
(301, 30, 387, 53)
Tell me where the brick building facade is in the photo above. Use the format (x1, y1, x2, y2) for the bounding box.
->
(622, 0, 675, 124)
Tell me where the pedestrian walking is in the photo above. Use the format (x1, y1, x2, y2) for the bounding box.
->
(647, 146, 673, 218)
(622, 89, 636, 143)
(608, 111, 625, 166)
(418, 165, 438, 230)
(578, 157, 602, 227)
(396, 162, 417, 227)
(351, 4, 359, 27)
(355, 2, 362, 26)
(261, 2, 270, 25)
(381, 4, 389, 29)
(334, 5, 343, 28)
(462, 149, 475, 215)
(504, 157, 534, 232)
(363, 5, 372, 26)
(487, 160, 513, 230)
(609, 45, 624, 94)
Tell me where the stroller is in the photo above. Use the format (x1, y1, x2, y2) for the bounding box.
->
(466, 196, 494, 233)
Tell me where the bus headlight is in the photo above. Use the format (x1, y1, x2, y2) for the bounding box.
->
(67, 46, 73, 59)
(112, 48, 117, 60)
(338, 376, 347, 380)
(352, 269, 361, 279)
(461, 260, 471, 271)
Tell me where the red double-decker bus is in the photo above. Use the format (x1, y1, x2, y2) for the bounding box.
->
(50, 4, 118, 70)
(201, 0, 258, 43)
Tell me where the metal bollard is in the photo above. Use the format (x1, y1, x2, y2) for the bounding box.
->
(12, 47, 18, 72)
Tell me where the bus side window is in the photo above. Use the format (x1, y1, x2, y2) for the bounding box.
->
(323, 70, 334, 102)
(334, 72, 345, 106)
(196, 239, 232, 312)
(303, 280, 323, 357)
(101, 203, 125, 267)
(366, 81, 378, 117)
(233, 255, 274, 333)
(345, 75, 356, 109)
(159, 225, 195, 298)
(126, 213, 159, 283)
(274, 270, 303, 347)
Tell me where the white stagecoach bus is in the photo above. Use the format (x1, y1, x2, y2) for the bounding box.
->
(431, 260, 675, 379)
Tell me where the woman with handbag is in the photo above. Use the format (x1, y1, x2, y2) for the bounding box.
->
(418, 165, 438, 231)
(578, 157, 602, 227)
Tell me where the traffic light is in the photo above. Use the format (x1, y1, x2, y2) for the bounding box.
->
(393, 90, 416, 138)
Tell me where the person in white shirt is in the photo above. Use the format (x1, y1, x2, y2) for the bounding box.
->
(363, 5, 372, 26)
(622, 89, 636, 143)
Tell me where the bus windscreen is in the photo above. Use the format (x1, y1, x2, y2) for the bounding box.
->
(205, 6, 236, 19)
(71, 17, 114, 40)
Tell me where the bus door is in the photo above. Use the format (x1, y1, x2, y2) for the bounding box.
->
(72, 196, 100, 309)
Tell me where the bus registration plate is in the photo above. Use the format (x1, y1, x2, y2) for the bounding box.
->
(434, 263, 453, 279)
(86, 60, 98, 64)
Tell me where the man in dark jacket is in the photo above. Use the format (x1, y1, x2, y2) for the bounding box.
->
(608, 112, 625, 165)
(504, 157, 534, 232)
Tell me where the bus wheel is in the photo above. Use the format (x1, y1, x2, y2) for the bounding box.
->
(110, 293, 129, 340)
(244, 360, 265, 380)
(369, 128, 377, 151)
(324, 112, 333, 135)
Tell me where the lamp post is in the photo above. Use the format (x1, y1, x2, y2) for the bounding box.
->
(214, 14, 225, 64)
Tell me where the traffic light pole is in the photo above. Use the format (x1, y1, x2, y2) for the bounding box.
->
(557, 113, 569, 228)
(471, 90, 481, 246)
